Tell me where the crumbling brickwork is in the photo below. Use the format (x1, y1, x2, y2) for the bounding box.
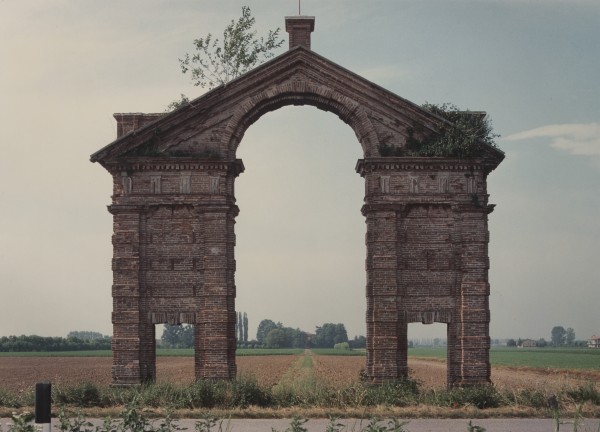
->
(91, 16, 503, 387)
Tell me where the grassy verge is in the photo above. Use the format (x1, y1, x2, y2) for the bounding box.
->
(1, 379, 599, 418)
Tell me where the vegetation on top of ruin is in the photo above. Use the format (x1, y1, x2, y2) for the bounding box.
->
(180, 6, 285, 90)
(379, 103, 500, 158)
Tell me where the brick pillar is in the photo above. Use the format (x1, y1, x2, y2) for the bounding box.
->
(364, 205, 405, 383)
(448, 205, 491, 387)
(110, 204, 156, 385)
(194, 206, 237, 380)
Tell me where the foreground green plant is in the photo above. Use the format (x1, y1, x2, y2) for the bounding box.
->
(56, 407, 94, 432)
(5, 412, 35, 432)
(466, 420, 486, 432)
(194, 413, 231, 432)
(363, 417, 410, 432)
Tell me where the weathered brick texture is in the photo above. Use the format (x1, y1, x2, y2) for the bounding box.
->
(91, 16, 503, 388)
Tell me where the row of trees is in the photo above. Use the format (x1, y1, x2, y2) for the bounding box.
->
(255, 319, 306, 348)
(0, 333, 111, 352)
(506, 326, 585, 348)
(254, 319, 365, 349)
(160, 324, 194, 348)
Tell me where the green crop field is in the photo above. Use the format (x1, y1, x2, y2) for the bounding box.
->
(490, 347, 600, 370)
(311, 348, 366, 356)
(236, 348, 304, 356)
(2, 347, 599, 371)
(408, 346, 600, 370)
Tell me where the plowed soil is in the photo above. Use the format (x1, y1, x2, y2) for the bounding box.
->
(0, 355, 596, 394)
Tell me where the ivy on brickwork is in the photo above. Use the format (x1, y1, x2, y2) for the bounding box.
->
(379, 103, 500, 158)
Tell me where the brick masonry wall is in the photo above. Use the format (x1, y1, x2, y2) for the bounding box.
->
(358, 159, 494, 386)
(107, 160, 242, 384)
(103, 150, 497, 388)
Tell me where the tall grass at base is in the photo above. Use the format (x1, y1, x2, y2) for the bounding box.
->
(425, 385, 502, 409)
(566, 382, 600, 405)
(361, 379, 421, 407)
(2, 379, 600, 411)
(54, 382, 103, 407)
(503, 388, 548, 408)
(0, 388, 33, 409)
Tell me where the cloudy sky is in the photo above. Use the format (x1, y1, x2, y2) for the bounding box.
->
(1, 1, 598, 343)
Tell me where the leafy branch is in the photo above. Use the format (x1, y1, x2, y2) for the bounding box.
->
(179, 6, 285, 90)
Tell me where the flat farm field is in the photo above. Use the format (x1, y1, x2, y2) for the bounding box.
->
(1, 349, 599, 395)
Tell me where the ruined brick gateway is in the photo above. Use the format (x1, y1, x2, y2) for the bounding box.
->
(91, 16, 504, 388)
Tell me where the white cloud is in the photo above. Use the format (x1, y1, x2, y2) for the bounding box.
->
(504, 123, 600, 156)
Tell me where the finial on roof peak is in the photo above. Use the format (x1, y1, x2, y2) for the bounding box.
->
(285, 16, 315, 50)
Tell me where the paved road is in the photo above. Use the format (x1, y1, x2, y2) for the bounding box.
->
(190, 418, 599, 431)
(20, 418, 597, 432)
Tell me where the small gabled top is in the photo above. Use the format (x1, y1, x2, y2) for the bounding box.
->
(285, 16, 315, 50)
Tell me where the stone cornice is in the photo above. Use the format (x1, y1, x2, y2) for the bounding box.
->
(105, 159, 245, 176)
(108, 202, 238, 215)
(356, 157, 487, 176)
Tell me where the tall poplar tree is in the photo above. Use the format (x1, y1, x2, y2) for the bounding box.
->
(243, 312, 248, 342)
(237, 311, 243, 341)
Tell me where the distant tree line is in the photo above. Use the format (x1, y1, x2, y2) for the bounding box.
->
(160, 311, 249, 349)
(251, 319, 366, 350)
(0, 333, 111, 352)
(253, 319, 307, 349)
(505, 326, 588, 348)
(160, 324, 194, 348)
(159, 316, 367, 350)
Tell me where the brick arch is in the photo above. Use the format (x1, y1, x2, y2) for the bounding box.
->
(92, 16, 504, 389)
(222, 82, 380, 158)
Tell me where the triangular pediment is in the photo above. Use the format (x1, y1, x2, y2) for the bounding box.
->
(91, 46, 502, 169)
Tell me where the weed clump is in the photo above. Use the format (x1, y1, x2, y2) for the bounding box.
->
(566, 382, 600, 405)
(426, 385, 502, 409)
(53, 382, 103, 407)
(362, 379, 421, 407)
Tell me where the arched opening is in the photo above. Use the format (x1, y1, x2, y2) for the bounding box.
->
(234, 105, 366, 351)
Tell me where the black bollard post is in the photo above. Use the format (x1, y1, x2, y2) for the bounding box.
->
(35, 382, 51, 432)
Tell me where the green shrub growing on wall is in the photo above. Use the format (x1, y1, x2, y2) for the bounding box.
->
(379, 103, 499, 158)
